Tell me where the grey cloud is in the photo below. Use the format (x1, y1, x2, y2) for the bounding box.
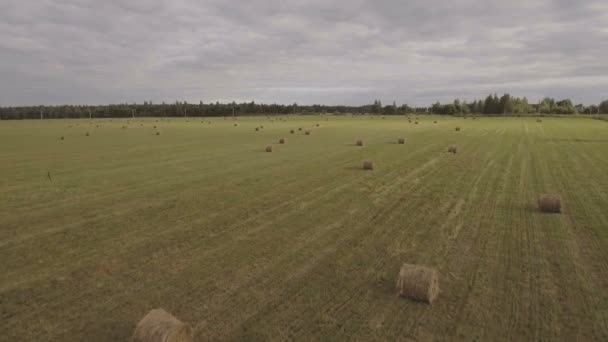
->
(1, 0, 607, 106)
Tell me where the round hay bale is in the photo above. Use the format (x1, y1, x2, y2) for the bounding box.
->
(538, 194, 562, 213)
(316, 123, 320, 127)
(395, 263, 439, 304)
(156, 131, 160, 136)
(60, 136, 64, 140)
(304, 130, 311, 135)
(356, 140, 364, 147)
(255, 127, 259, 131)
(153, 126, 157, 129)
(234, 123, 238, 127)
(537, 119, 542, 123)
(448, 145, 458, 153)
(265, 145, 273, 152)
(85, 132, 90, 136)
(290, 129, 295, 134)
(279, 138, 286, 144)
(398, 138, 405, 144)
(414, 121, 419, 125)
(132, 309, 193, 342)
(298, 127, 302, 131)
(433, 121, 437, 124)
(362, 160, 374, 170)
(455, 127, 461, 131)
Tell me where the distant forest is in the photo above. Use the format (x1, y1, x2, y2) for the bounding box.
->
(1, 94, 607, 119)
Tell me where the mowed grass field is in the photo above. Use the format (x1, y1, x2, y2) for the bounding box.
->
(1, 115, 608, 341)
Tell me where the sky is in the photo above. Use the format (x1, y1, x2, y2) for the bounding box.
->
(1, 0, 607, 107)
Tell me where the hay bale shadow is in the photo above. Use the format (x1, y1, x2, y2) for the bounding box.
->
(80, 318, 133, 342)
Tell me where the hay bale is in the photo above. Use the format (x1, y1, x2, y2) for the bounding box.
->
(316, 123, 320, 127)
(433, 121, 437, 124)
(298, 127, 302, 131)
(132, 309, 193, 342)
(538, 194, 562, 213)
(362, 160, 374, 170)
(279, 138, 286, 144)
(356, 140, 364, 147)
(85, 132, 90, 136)
(398, 138, 405, 144)
(305, 130, 311, 135)
(260, 125, 264, 129)
(255, 127, 259, 131)
(265, 145, 273, 152)
(234, 123, 238, 127)
(448, 145, 458, 153)
(290, 129, 295, 134)
(414, 121, 419, 125)
(455, 127, 461, 131)
(156, 132, 160, 136)
(537, 119, 542, 123)
(395, 263, 439, 304)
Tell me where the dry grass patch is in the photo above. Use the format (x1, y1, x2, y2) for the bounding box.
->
(132, 309, 193, 342)
(396, 263, 439, 304)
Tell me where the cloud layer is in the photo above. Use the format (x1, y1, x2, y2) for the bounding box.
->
(1, 0, 607, 106)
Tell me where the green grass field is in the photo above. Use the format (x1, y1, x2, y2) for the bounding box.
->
(2, 115, 608, 341)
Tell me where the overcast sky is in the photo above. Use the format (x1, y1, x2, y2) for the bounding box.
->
(1, 0, 607, 107)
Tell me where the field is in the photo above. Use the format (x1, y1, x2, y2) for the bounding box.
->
(1, 115, 608, 341)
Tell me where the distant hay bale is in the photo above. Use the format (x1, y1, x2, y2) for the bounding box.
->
(85, 132, 90, 136)
(538, 194, 562, 213)
(433, 121, 437, 124)
(156, 132, 160, 136)
(408, 120, 412, 123)
(234, 123, 238, 127)
(279, 138, 286, 144)
(290, 129, 295, 134)
(255, 127, 259, 131)
(265, 145, 273, 152)
(356, 140, 364, 146)
(414, 121, 419, 125)
(537, 119, 542, 123)
(298, 127, 302, 131)
(60, 136, 64, 140)
(362, 160, 374, 170)
(260, 125, 264, 129)
(455, 127, 461, 131)
(395, 263, 439, 304)
(305, 130, 311, 135)
(153, 126, 157, 129)
(132, 309, 193, 342)
(448, 145, 458, 153)
(398, 138, 405, 144)
(316, 123, 320, 127)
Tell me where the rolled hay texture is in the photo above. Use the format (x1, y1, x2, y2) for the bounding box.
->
(132, 309, 193, 342)
(455, 127, 461, 131)
(265, 145, 273, 152)
(538, 194, 562, 213)
(356, 140, 364, 146)
(395, 263, 439, 304)
(362, 160, 374, 170)
(398, 138, 406, 144)
(279, 138, 286, 144)
(448, 145, 458, 153)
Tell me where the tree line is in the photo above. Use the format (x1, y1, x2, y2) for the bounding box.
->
(1, 95, 607, 120)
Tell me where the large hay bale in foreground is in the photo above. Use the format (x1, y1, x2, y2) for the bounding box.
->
(265, 145, 273, 152)
(398, 138, 405, 144)
(538, 194, 562, 213)
(356, 140, 364, 146)
(448, 145, 458, 153)
(362, 160, 374, 170)
(279, 138, 286, 144)
(396, 263, 439, 304)
(132, 309, 193, 342)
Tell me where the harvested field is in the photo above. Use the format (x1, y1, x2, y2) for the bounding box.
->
(1, 116, 608, 341)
